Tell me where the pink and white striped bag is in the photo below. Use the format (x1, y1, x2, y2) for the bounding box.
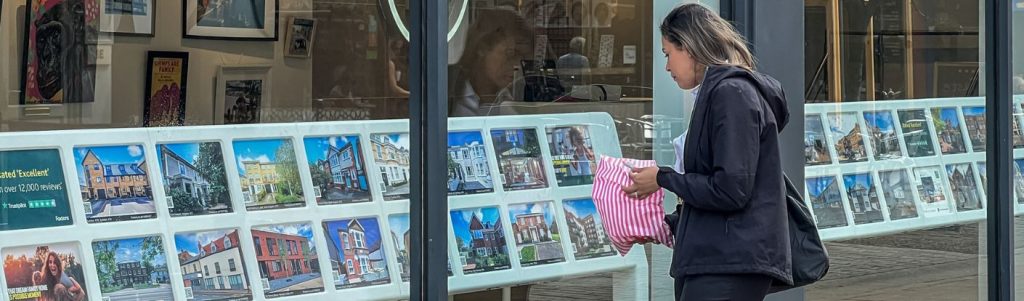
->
(591, 156, 674, 255)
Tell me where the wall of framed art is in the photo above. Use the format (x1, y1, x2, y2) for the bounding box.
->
(0, 0, 314, 128)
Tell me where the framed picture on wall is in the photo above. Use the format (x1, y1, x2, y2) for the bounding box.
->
(21, 0, 101, 105)
(285, 17, 316, 58)
(183, 0, 279, 40)
(100, 0, 155, 36)
(215, 65, 272, 124)
(143, 51, 189, 127)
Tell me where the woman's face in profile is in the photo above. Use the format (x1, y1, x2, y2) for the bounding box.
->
(481, 37, 520, 91)
(661, 37, 700, 90)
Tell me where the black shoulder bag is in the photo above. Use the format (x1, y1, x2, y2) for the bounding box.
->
(768, 172, 831, 293)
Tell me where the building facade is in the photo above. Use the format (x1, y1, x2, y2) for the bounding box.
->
(178, 230, 249, 291)
(371, 135, 410, 187)
(336, 219, 370, 282)
(159, 145, 212, 204)
(448, 141, 491, 188)
(241, 161, 279, 202)
(512, 213, 551, 245)
(114, 261, 150, 287)
(468, 215, 506, 257)
(321, 141, 369, 192)
(79, 150, 151, 201)
(251, 229, 317, 281)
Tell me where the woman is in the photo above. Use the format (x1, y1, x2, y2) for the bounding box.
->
(449, 8, 533, 117)
(33, 252, 86, 301)
(621, 4, 792, 301)
(568, 127, 596, 177)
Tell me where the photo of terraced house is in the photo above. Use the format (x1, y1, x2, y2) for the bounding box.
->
(233, 139, 304, 211)
(508, 202, 565, 266)
(75, 145, 157, 223)
(251, 223, 324, 298)
(447, 131, 493, 195)
(388, 214, 412, 282)
(175, 229, 251, 301)
(157, 143, 232, 217)
(304, 136, 371, 205)
(323, 218, 391, 289)
(371, 133, 411, 200)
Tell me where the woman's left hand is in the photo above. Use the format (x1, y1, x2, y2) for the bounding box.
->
(622, 167, 660, 199)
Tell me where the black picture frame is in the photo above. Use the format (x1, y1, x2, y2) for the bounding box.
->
(102, 0, 157, 37)
(143, 51, 190, 127)
(182, 0, 280, 41)
(20, 0, 100, 105)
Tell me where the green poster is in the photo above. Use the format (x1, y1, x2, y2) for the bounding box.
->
(0, 149, 73, 231)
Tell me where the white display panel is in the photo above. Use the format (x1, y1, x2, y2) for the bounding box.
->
(0, 113, 648, 301)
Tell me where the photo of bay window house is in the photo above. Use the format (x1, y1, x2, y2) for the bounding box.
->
(370, 134, 411, 200)
(304, 135, 371, 205)
(158, 145, 211, 207)
(447, 131, 493, 194)
(323, 218, 390, 289)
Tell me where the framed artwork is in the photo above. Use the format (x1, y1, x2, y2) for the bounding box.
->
(21, 0, 101, 105)
(285, 17, 316, 58)
(100, 0, 155, 36)
(143, 51, 189, 127)
(183, 0, 279, 40)
(215, 65, 272, 124)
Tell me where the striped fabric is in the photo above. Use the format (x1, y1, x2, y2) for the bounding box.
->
(591, 156, 674, 255)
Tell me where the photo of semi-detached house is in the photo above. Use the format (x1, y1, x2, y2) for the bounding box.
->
(251, 223, 324, 298)
(75, 145, 157, 223)
(371, 133, 411, 200)
(304, 135, 371, 205)
(451, 207, 511, 274)
(323, 218, 391, 289)
(175, 229, 252, 301)
(157, 143, 233, 217)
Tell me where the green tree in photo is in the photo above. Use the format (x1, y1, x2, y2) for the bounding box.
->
(169, 188, 202, 214)
(310, 165, 331, 194)
(140, 237, 164, 284)
(195, 142, 231, 209)
(93, 241, 120, 292)
(520, 246, 537, 262)
(275, 140, 303, 197)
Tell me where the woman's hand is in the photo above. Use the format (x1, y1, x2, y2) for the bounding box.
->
(622, 167, 661, 199)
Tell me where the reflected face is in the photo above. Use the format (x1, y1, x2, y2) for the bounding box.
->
(481, 37, 520, 92)
(662, 37, 700, 90)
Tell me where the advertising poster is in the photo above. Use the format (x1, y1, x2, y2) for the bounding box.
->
(22, 0, 100, 105)
(946, 163, 983, 212)
(862, 111, 903, 160)
(913, 166, 954, 216)
(930, 107, 968, 154)
(74, 145, 157, 223)
(157, 142, 233, 217)
(92, 236, 173, 301)
(174, 229, 252, 301)
(878, 169, 919, 220)
(251, 223, 324, 298)
(144, 52, 189, 127)
(451, 207, 511, 274)
(507, 202, 565, 266)
(547, 126, 598, 186)
(561, 198, 616, 260)
(0, 149, 73, 231)
(303, 136, 371, 205)
(805, 176, 848, 229)
(804, 115, 832, 166)
(370, 133, 411, 201)
(322, 218, 391, 289)
(826, 113, 868, 163)
(961, 107, 986, 152)
(3, 242, 89, 301)
(897, 109, 936, 157)
(842, 173, 884, 225)
(490, 129, 548, 191)
(233, 139, 305, 211)
(447, 131, 494, 195)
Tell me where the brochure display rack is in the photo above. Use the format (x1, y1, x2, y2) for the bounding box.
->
(0, 113, 648, 301)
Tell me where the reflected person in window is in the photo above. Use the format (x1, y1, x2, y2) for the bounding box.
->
(449, 9, 533, 117)
(556, 37, 590, 90)
(621, 4, 792, 301)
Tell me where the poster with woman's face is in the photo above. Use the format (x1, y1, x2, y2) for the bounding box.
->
(23, 0, 101, 104)
(547, 126, 597, 186)
(3, 243, 89, 301)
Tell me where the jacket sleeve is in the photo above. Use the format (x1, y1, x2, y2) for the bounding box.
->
(656, 79, 764, 212)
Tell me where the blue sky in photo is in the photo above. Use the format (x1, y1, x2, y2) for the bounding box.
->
(97, 237, 168, 266)
(254, 223, 316, 245)
(508, 202, 555, 227)
(233, 139, 291, 175)
(74, 145, 146, 183)
(806, 176, 836, 197)
(451, 207, 501, 249)
(159, 143, 202, 165)
(935, 108, 962, 127)
(827, 113, 860, 136)
(963, 106, 986, 117)
(324, 218, 383, 259)
(373, 133, 410, 149)
(842, 173, 874, 190)
(946, 164, 973, 176)
(1016, 160, 1024, 173)
(303, 135, 358, 163)
(448, 131, 484, 148)
(491, 129, 530, 145)
(863, 111, 896, 133)
(563, 199, 602, 224)
(174, 229, 236, 256)
(389, 214, 410, 251)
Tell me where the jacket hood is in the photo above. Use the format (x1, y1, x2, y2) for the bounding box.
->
(701, 65, 790, 133)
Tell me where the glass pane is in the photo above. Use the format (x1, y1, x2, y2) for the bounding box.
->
(447, 0, 656, 298)
(1012, 1, 1024, 298)
(0, 1, 409, 300)
(804, 0, 985, 299)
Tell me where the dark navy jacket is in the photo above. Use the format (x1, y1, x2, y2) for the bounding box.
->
(658, 65, 793, 285)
